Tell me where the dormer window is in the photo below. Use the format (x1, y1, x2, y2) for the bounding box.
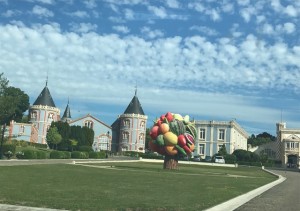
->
(140, 121, 145, 128)
(84, 120, 94, 129)
(48, 113, 54, 122)
(31, 111, 37, 120)
(123, 119, 130, 127)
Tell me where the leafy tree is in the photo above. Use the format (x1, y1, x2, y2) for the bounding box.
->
(217, 144, 227, 156)
(81, 126, 94, 146)
(248, 132, 276, 147)
(46, 126, 62, 149)
(69, 139, 78, 152)
(0, 73, 29, 124)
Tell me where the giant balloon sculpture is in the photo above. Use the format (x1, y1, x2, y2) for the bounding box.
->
(149, 112, 197, 158)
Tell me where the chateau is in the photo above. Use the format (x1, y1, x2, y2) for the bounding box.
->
(8, 82, 148, 153)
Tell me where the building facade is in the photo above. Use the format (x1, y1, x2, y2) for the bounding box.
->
(193, 120, 249, 158)
(111, 90, 148, 153)
(276, 122, 300, 168)
(68, 114, 112, 152)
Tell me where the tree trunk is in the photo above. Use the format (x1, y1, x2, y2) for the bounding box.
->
(163, 155, 179, 170)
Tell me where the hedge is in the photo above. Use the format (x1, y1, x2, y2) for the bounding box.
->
(50, 151, 71, 159)
(1, 143, 16, 155)
(89, 151, 106, 159)
(78, 146, 93, 152)
(71, 151, 89, 159)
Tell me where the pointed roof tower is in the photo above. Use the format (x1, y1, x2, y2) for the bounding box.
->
(33, 79, 56, 107)
(62, 98, 72, 121)
(123, 87, 145, 115)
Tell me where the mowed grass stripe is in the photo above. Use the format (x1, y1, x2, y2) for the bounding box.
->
(0, 162, 277, 211)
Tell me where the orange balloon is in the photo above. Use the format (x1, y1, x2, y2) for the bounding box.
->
(164, 145, 178, 156)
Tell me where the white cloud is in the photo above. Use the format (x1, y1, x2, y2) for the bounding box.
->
(190, 26, 219, 36)
(166, 0, 180, 9)
(239, 6, 256, 22)
(148, 5, 167, 18)
(141, 27, 164, 39)
(284, 5, 298, 17)
(26, 0, 55, 4)
(70, 22, 98, 33)
(2, 9, 21, 17)
(32, 5, 54, 17)
(124, 8, 134, 20)
(283, 22, 296, 34)
(84, 0, 97, 9)
(237, 0, 250, 6)
(188, 2, 205, 12)
(68, 10, 90, 18)
(112, 25, 130, 34)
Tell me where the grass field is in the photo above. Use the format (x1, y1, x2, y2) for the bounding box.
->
(0, 161, 277, 211)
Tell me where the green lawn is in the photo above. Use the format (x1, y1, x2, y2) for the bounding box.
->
(0, 162, 277, 211)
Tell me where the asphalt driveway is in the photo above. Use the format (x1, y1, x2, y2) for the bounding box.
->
(236, 168, 300, 211)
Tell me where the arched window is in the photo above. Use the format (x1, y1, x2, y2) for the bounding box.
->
(122, 131, 129, 139)
(84, 120, 94, 129)
(140, 121, 145, 128)
(19, 125, 25, 134)
(123, 119, 130, 127)
(31, 111, 37, 120)
(139, 133, 144, 144)
(48, 113, 54, 122)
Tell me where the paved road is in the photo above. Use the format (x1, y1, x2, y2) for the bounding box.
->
(236, 169, 300, 211)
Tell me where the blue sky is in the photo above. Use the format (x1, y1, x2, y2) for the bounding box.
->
(0, 0, 300, 136)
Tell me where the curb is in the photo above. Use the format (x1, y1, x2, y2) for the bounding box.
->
(204, 169, 286, 211)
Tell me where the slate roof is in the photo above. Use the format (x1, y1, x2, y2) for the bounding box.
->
(123, 90, 145, 115)
(62, 102, 71, 119)
(33, 85, 56, 107)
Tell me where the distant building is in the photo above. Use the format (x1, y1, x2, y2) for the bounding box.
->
(193, 120, 249, 158)
(8, 83, 148, 153)
(9, 82, 60, 144)
(68, 114, 111, 152)
(111, 89, 148, 153)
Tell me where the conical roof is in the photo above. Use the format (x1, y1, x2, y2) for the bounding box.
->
(123, 89, 145, 115)
(62, 100, 71, 119)
(33, 84, 56, 107)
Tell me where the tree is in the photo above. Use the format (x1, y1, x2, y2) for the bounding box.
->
(145, 128, 151, 152)
(248, 132, 276, 147)
(69, 139, 78, 151)
(46, 126, 62, 150)
(0, 73, 29, 124)
(217, 144, 227, 156)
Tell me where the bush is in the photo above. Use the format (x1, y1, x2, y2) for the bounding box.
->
(16, 151, 25, 159)
(63, 151, 71, 159)
(123, 151, 140, 157)
(36, 151, 47, 159)
(22, 149, 37, 159)
(50, 151, 66, 159)
(140, 153, 164, 160)
(89, 151, 106, 159)
(78, 146, 93, 152)
(224, 154, 237, 164)
(71, 151, 89, 159)
(1, 144, 16, 155)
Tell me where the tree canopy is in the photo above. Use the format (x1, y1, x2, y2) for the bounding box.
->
(0, 73, 29, 125)
(248, 132, 276, 147)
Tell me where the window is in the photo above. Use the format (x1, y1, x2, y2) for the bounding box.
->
(123, 119, 130, 127)
(48, 113, 54, 122)
(31, 111, 37, 120)
(218, 129, 225, 140)
(19, 125, 25, 134)
(122, 131, 129, 139)
(84, 120, 93, 129)
(140, 121, 145, 128)
(199, 144, 205, 155)
(139, 133, 144, 144)
(199, 128, 205, 140)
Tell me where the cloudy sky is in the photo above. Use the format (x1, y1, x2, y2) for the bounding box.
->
(0, 0, 300, 136)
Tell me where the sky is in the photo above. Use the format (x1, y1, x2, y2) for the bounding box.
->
(0, 0, 300, 136)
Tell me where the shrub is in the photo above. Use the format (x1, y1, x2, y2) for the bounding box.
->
(123, 151, 140, 157)
(22, 149, 37, 159)
(71, 151, 89, 159)
(1, 144, 16, 155)
(36, 151, 47, 159)
(140, 153, 164, 160)
(16, 151, 25, 159)
(4, 151, 13, 159)
(63, 151, 71, 159)
(89, 151, 106, 159)
(50, 151, 66, 159)
(78, 146, 93, 152)
(224, 154, 237, 164)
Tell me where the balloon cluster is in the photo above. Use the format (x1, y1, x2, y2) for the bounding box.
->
(149, 112, 197, 157)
